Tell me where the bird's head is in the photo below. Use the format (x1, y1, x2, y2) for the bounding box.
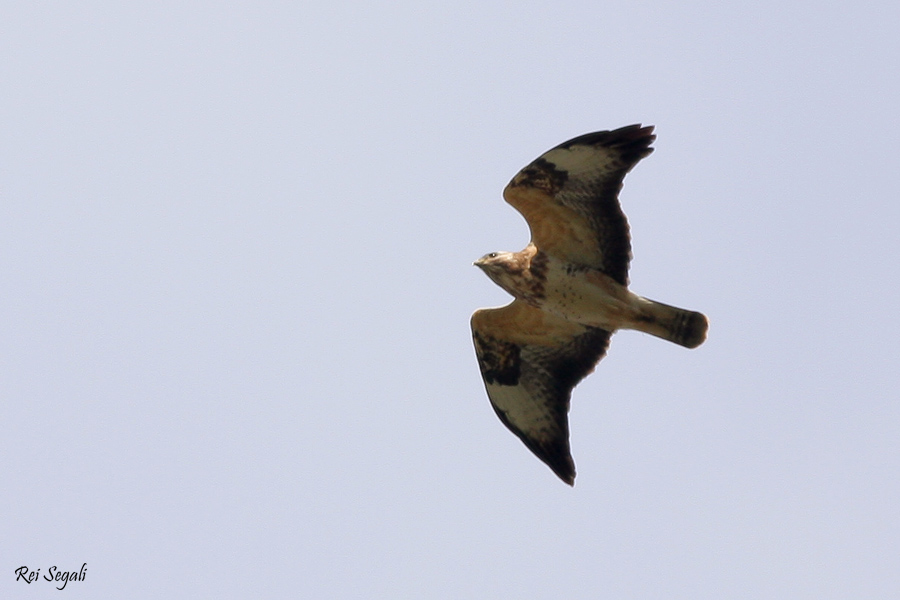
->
(474, 251, 525, 296)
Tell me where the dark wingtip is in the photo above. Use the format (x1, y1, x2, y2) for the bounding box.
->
(544, 451, 576, 486)
(526, 441, 577, 486)
(557, 124, 656, 162)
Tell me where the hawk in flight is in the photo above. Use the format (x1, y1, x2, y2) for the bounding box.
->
(471, 124, 708, 485)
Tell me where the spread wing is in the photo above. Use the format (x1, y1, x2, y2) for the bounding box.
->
(471, 300, 611, 485)
(503, 124, 655, 285)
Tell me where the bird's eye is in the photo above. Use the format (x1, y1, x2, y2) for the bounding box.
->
(488, 252, 498, 259)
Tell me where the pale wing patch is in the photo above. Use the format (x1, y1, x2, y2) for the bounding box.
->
(541, 144, 623, 183)
(485, 381, 558, 440)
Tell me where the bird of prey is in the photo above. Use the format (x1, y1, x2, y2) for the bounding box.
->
(471, 124, 708, 485)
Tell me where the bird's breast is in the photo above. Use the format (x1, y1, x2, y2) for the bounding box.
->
(535, 257, 638, 330)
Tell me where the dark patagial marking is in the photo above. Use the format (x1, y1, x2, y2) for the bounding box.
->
(473, 332, 521, 386)
(510, 158, 568, 194)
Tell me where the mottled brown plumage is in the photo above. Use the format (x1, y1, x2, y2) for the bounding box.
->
(472, 125, 708, 485)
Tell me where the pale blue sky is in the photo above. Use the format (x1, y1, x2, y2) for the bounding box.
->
(2, 1, 899, 598)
